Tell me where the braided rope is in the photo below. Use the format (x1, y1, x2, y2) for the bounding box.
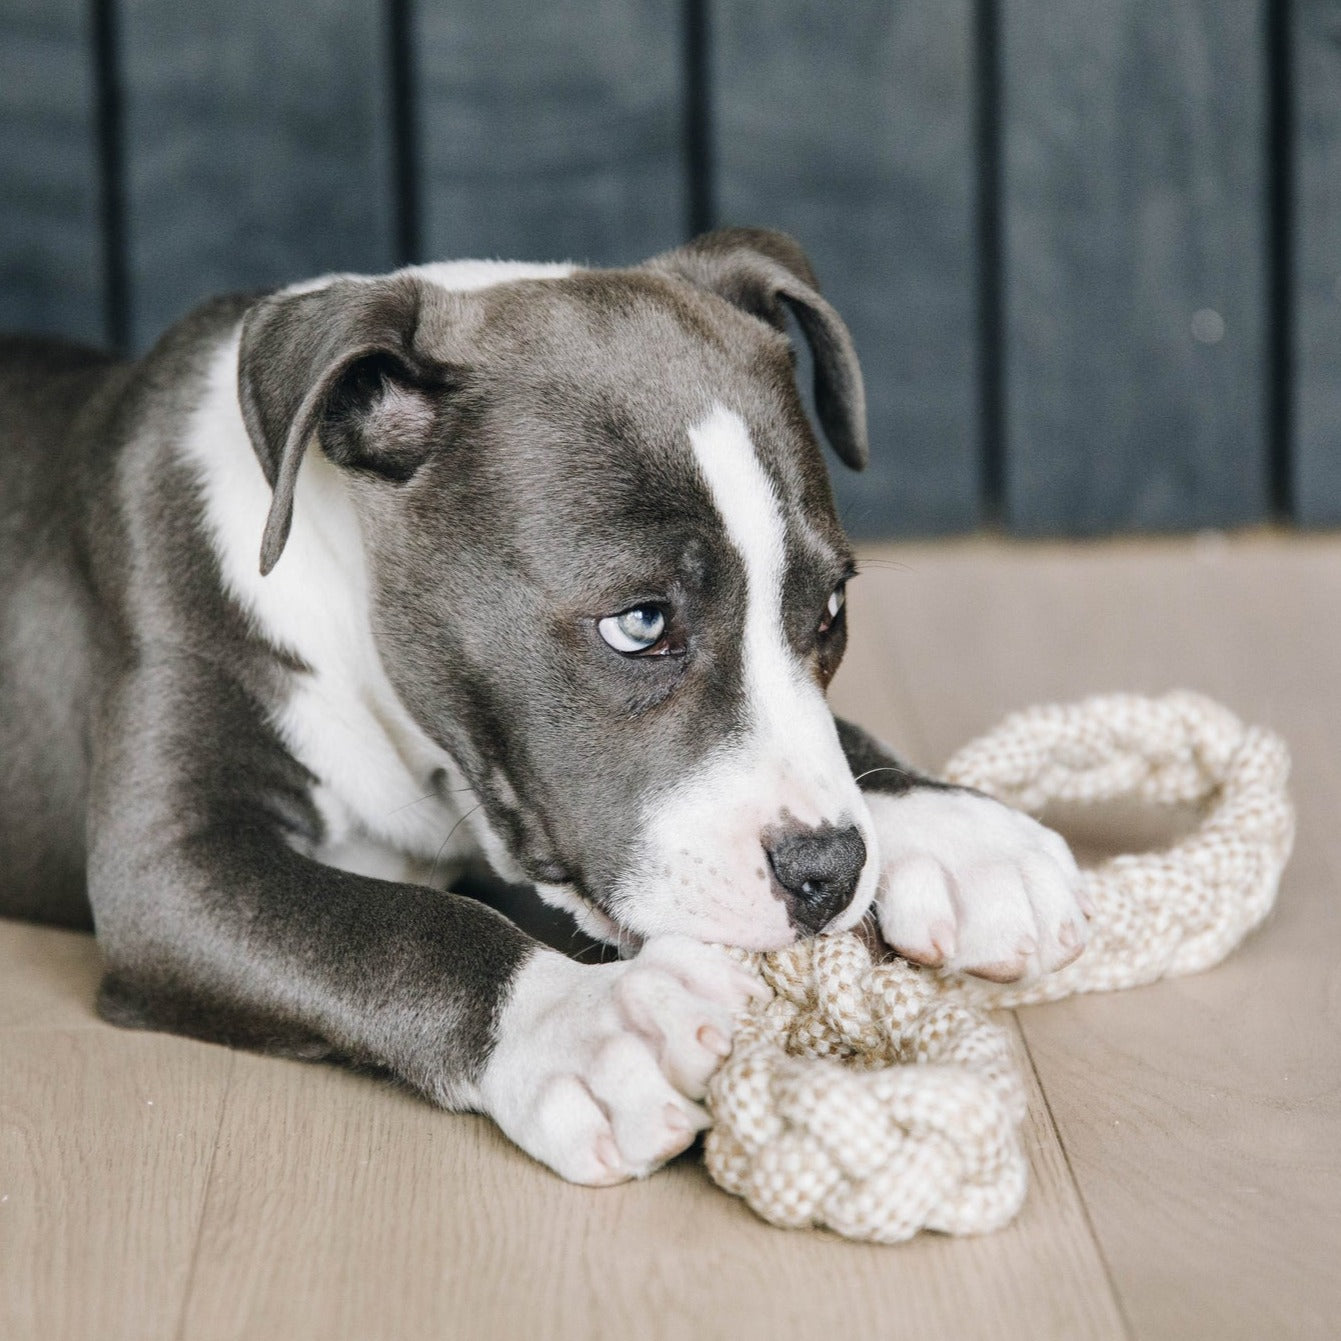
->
(703, 692, 1294, 1242)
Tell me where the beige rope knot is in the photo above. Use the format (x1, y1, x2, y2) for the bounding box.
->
(707, 937, 1028, 1241)
(704, 692, 1294, 1242)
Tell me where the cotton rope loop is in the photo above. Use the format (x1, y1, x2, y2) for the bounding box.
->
(703, 692, 1294, 1243)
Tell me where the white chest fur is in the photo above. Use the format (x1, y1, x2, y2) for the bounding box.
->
(182, 331, 478, 883)
(179, 262, 576, 884)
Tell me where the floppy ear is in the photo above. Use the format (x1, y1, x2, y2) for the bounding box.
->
(646, 227, 868, 470)
(237, 275, 449, 575)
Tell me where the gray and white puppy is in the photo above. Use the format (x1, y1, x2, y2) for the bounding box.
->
(0, 229, 1086, 1183)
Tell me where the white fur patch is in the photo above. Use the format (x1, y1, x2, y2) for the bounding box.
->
(688, 405, 791, 722)
(183, 339, 476, 875)
(279, 259, 574, 299)
(609, 405, 878, 948)
(474, 936, 762, 1184)
(870, 789, 1087, 981)
(179, 261, 574, 882)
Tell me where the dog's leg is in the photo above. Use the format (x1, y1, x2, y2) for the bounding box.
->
(89, 661, 760, 1184)
(835, 718, 1089, 981)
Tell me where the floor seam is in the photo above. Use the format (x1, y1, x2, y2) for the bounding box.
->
(1015, 1014, 1137, 1341)
(172, 1049, 237, 1341)
(872, 574, 1136, 1340)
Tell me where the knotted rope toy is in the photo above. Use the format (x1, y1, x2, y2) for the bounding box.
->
(703, 692, 1294, 1242)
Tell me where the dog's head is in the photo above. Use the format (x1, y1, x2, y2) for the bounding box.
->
(238, 229, 879, 950)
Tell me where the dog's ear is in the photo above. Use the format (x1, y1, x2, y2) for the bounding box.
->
(238, 276, 450, 575)
(646, 227, 867, 470)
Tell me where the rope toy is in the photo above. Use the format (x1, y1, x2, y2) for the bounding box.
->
(703, 692, 1294, 1242)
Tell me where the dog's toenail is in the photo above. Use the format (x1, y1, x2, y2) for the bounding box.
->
(698, 1024, 731, 1057)
(594, 1131, 621, 1173)
(897, 943, 941, 967)
(972, 960, 1026, 983)
(929, 920, 956, 960)
(1055, 938, 1085, 968)
(664, 1103, 691, 1134)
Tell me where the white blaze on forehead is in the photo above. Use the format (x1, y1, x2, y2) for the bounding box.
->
(687, 404, 793, 713)
(605, 400, 879, 947)
(278, 259, 575, 298)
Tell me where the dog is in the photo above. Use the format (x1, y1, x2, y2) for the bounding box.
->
(0, 228, 1086, 1184)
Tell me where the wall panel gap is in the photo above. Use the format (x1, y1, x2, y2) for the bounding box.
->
(388, 0, 421, 266)
(1266, 0, 1294, 519)
(92, 0, 128, 352)
(683, 0, 716, 238)
(974, 0, 1004, 526)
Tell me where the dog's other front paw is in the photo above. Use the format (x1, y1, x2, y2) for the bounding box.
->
(477, 936, 764, 1185)
(869, 788, 1089, 983)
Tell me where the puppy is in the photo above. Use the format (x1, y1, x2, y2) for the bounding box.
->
(0, 228, 1085, 1183)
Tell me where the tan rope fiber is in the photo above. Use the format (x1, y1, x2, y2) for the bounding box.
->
(703, 692, 1294, 1242)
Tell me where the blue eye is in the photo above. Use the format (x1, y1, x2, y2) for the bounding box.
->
(598, 605, 667, 654)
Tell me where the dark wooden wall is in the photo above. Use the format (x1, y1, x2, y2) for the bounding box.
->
(0, 1, 1335, 536)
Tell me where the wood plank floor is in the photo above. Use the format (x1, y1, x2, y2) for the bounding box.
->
(3, 531, 1338, 1340)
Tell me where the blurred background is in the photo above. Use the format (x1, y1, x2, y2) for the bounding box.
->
(1, 0, 1336, 539)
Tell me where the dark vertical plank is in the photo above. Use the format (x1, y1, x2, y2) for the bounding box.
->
(413, 0, 686, 267)
(713, 0, 980, 537)
(1292, 0, 1341, 525)
(0, 0, 105, 344)
(117, 0, 396, 350)
(1001, 1, 1269, 534)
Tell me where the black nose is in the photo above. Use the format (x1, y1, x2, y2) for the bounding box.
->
(766, 823, 867, 935)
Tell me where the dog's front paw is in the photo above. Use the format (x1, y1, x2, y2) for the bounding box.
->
(868, 788, 1088, 983)
(478, 937, 763, 1185)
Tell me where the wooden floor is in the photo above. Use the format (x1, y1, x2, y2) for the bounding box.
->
(3, 531, 1339, 1341)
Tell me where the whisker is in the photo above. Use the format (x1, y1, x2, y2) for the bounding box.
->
(852, 558, 917, 573)
(573, 936, 604, 964)
(566, 912, 608, 964)
(386, 792, 435, 817)
(852, 764, 916, 786)
(387, 776, 479, 819)
(428, 801, 485, 887)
